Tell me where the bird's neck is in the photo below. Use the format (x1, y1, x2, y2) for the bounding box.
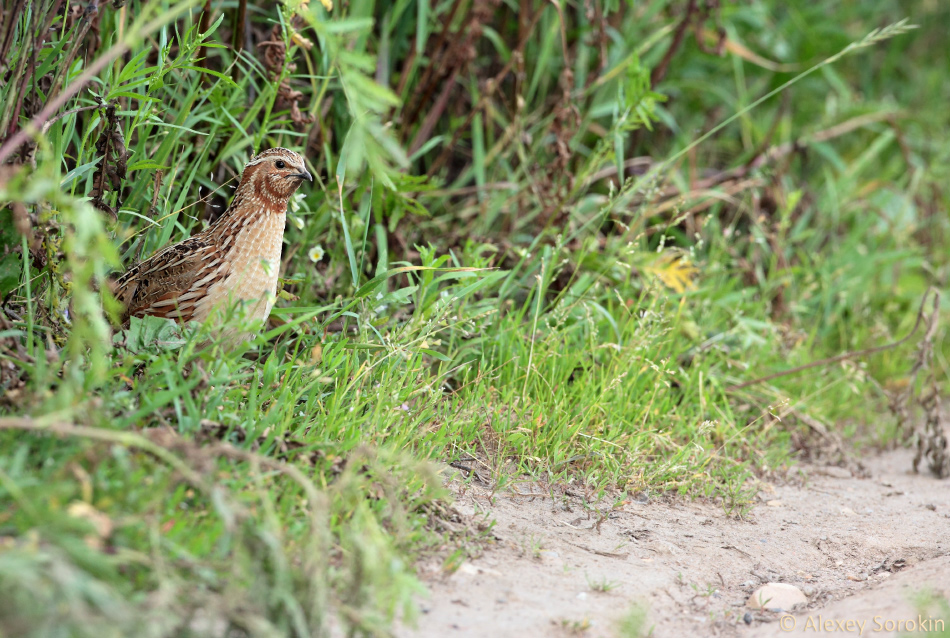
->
(207, 185, 287, 242)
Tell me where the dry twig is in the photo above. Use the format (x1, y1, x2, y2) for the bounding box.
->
(727, 287, 940, 392)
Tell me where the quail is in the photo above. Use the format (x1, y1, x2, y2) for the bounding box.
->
(113, 147, 312, 334)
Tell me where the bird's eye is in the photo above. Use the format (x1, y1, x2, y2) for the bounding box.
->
(275, 160, 286, 169)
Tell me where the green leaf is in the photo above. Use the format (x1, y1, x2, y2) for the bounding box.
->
(118, 315, 189, 352)
(0, 253, 20, 297)
(415, 0, 429, 54)
(115, 49, 153, 84)
(0, 209, 24, 297)
(180, 65, 239, 87)
(420, 348, 451, 362)
(324, 17, 375, 34)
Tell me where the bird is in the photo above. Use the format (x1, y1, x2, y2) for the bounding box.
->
(112, 147, 312, 337)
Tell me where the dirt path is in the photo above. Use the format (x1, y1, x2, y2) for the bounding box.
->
(398, 446, 950, 637)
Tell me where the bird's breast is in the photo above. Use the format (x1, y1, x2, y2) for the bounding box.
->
(197, 210, 286, 324)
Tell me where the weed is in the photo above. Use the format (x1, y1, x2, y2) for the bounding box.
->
(616, 603, 651, 638)
(586, 573, 619, 593)
(558, 617, 593, 635)
(0, 0, 946, 635)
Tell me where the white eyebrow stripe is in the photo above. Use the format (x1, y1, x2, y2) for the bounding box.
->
(243, 149, 302, 168)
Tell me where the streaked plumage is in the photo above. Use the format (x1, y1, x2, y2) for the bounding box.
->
(113, 148, 312, 333)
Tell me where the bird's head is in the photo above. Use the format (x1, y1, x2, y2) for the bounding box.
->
(241, 147, 312, 204)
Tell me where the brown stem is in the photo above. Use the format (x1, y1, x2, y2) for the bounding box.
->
(726, 287, 940, 392)
(0, 37, 131, 164)
(0, 418, 214, 494)
(0, 417, 327, 523)
(408, 67, 459, 156)
(196, 0, 212, 69)
(392, 35, 416, 109)
(0, 0, 46, 139)
(425, 7, 544, 176)
(650, 0, 698, 88)
(0, 0, 27, 62)
(232, 0, 247, 52)
(40, 103, 100, 134)
(46, 0, 100, 111)
(401, 0, 465, 133)
(514, 0, 529, 98)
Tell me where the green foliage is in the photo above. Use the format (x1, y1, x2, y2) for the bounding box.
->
(0, 209, 22, 297)
(0, 0, 948, 635)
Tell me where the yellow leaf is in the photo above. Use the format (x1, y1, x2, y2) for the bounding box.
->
(67, 502, 113, 538)
(67, 501, 114, 550)
(644, 254, 698, 294)
(292, 32, 314, 50)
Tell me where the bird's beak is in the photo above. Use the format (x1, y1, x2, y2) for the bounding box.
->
(290, 169, 313, 182)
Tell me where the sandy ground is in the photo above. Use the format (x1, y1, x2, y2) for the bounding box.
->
(397, 445, 950, 638)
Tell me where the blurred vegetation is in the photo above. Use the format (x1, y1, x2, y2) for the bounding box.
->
(0, 0, 947, 635)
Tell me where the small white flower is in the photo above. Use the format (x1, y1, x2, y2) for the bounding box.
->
(290, 191, 306, 213)
(309, 245, 325, 262)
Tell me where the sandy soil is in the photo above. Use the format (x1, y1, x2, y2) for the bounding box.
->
(398, 446, 950, 637)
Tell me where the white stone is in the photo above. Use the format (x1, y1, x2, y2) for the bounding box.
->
(746, 583, 807, 612)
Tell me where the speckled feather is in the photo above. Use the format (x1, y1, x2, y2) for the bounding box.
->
(114, 148, 311, 328)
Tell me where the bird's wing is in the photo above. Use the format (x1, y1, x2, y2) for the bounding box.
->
(113, 235, 229, 323)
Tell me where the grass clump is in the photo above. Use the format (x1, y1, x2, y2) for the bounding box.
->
(0, 0, 948, 635)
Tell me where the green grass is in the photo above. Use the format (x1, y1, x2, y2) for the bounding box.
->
(1, 0, 949, 635)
